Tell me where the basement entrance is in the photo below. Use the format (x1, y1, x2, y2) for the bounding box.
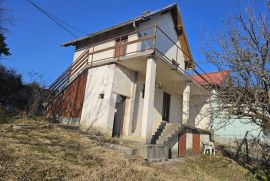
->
(112, 95, 126, 137)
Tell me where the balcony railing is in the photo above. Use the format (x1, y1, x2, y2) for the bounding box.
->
(48, 25, 194, 102)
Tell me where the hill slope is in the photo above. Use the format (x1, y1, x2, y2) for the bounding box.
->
(0, 123, 257, 181)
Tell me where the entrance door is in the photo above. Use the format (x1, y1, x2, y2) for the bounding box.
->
(192, 133, 201, 154)
(178, 132, 186, 156)
(112, 95, 126, 137)
(115, 36, 128, 57)
(162, 92, 171, 122)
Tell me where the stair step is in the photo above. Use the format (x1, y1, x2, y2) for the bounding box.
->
(151, 121, 182, 146)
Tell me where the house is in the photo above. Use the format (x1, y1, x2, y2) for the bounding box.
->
(191, 71, 269, 145)
(47, 4, 212, 159)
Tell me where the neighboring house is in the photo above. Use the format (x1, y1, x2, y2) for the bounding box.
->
(47, 4, 212, 159)
(191, 71, 268, 145)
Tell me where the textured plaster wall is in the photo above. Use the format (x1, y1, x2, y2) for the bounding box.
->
(80, 64, 116, 135)
(189, 94, 211, 130)
(139, 12, 185, 70)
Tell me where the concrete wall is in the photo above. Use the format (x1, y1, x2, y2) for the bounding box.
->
(189, 94, 211, 130)
(112, 65, 135, 97)
(112, 65, 136, 136)
(80, 64, 116, 135)
(132, 74, 183, 137)
(169, 92, 182, 123)
(152, 88, 163, 133)
(80, 63, 138, 137)
(132, 73, 147, 136)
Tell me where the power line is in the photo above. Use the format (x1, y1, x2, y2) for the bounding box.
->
(38, 5, 87, 36)
(27, 0, 80, 38)
(49, 14, 87, 36)
(193, 61, 217, 83)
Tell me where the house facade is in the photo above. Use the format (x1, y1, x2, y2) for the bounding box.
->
(47, 4, 212, 158)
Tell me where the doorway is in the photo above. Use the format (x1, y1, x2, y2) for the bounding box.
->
(112, 95, 126, 137)
(162, 92, 171, 122)
(115, 36, 128, 57)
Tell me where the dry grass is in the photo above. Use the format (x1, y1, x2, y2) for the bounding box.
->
(0, 123, 257, 181)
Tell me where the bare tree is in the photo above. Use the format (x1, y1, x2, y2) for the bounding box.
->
(204, 1, 270, 178)
(26, 71, 48, 117)
(205, 0, 270, 131)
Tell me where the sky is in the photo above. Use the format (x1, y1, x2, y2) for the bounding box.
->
(1, 0, 260, 85)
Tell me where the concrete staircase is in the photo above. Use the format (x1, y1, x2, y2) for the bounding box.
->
(151, 121, 167, 144)
(154, 122, 181, 145)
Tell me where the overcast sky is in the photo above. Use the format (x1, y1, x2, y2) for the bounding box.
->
(2, 0, 265, 84)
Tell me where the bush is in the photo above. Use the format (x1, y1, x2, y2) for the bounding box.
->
(0, 64, 48, 122)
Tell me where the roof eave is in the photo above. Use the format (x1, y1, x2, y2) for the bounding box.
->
(62, 3, 178, 47)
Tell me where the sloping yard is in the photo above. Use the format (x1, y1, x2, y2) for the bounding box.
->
(0, 121, 257, 181)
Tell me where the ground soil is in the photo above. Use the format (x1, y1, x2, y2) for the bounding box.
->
(0, 122, 258, 181)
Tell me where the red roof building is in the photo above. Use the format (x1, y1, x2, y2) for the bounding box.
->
(191, 71, 229, 86)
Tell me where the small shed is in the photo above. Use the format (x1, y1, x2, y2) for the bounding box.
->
(169, 126, 212, 158)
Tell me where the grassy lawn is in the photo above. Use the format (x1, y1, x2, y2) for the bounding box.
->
(0, 122, 257, 181)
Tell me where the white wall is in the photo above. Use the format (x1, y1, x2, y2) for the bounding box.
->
(73, 40, 116, 64)
(80, 64, 116, 135)
(189, 95, 211, 130)
(132, 77, 183, 136)
(169, 92, 182, 123)
(152, 88, 163, 133)
(92, 40, 116, 62)
(138, 12, 185, 70)
(112, 65, 136, 136)
(132, 73, 146, 136)
(80, 64, 140, 137)
(126, 33, 140, 55)
(186, 132, 193, 152)
(112, 65, 135, 97)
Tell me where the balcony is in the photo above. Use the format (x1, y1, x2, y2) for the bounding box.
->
(49, 25, 197, 100)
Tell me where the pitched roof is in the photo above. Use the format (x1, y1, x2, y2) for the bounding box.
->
(191, 71, 229, 86)
(63, 3, 178, 47)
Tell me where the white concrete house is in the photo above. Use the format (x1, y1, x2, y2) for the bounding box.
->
(48, 4, 211, 158)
